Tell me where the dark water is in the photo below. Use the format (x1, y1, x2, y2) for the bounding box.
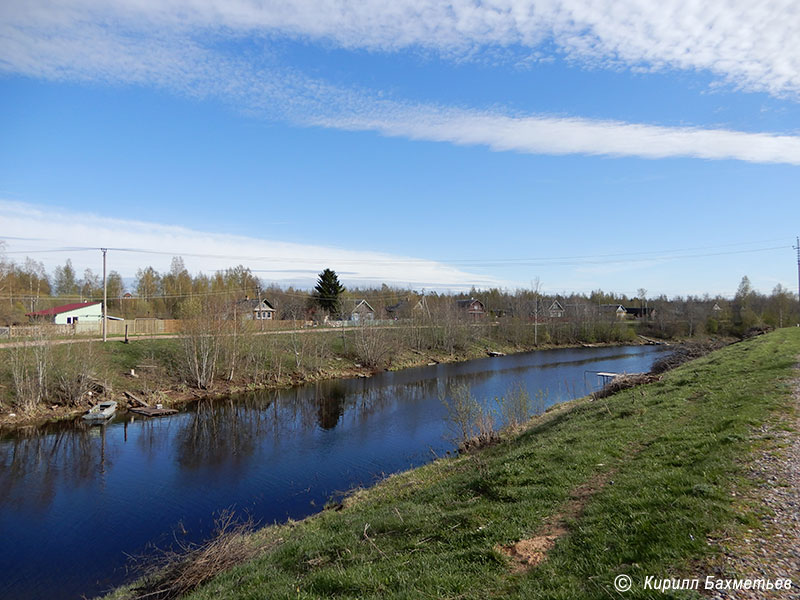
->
(0, 345, 665, 599)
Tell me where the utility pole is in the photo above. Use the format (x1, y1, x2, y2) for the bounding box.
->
(531, 278, 541, 346)
(794, 237, 800, 308)
(102, 248, 107, 343)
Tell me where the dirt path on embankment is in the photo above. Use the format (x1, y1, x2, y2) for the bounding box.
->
(705, 366, 800, 599)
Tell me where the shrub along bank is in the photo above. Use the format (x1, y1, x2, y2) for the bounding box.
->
(106, 328, 799, 599)
(0, 318, 641, 427)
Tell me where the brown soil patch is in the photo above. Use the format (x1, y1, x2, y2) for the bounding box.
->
(497, 470, 614, 572)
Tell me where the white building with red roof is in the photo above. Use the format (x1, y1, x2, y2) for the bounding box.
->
(26, 301, 105, 325)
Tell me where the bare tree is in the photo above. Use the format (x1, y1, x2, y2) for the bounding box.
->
(351, 320, 395, 369)
(51, 341, 97, 405)
(8, 328, 52, 412)
(179, 299, 225, 390)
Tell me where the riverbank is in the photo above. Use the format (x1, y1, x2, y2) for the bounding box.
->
(105, 328, 799, 600)
(0, 326, 663, 431)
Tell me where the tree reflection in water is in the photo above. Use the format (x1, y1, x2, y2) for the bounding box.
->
(0, 423, 116, 512)
(0, 345, 666, 600)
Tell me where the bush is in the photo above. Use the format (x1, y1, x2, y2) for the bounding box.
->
(51, 341, 97, 405)
(441, 382, 497, 451)
(350, 323, 396, 369)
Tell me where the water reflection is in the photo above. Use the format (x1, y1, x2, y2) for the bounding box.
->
(0, 347, 661, 514)
(0, 344, 665, 600)
(0, 424, 118, 512)
(317, 383, 346, 430)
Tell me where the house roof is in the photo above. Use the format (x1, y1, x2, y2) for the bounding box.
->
(26, 301, 101, 317)
(236, 298, 275, 311)
(624, 306, 654, 316)
(456, 298, 485, 309)
(349, 299, 375, 313)
(598, 303, 627, 312)
(386, 299, 408, 313)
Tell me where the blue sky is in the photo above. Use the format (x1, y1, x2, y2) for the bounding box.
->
(1, 1, 799, 297)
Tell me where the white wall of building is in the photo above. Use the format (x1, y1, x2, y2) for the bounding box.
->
(54, 303, 104, 325)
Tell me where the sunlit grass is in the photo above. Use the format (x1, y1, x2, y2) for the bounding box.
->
(103, 328, 800, 600)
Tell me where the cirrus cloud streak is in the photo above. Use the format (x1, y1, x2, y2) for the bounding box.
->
(313, 102, 800, 164)
(2, 1, 799, 166)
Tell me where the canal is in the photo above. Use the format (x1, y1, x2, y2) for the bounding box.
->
(0, 344, 666, 599)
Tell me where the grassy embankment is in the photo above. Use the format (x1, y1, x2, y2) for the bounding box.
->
(108, 328, 799, 600)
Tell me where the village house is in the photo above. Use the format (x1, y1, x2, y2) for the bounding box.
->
(623, 306, 656, 319)
(598, 304, 628, 320)
(385, 296, 429, 319)
(26, 301, 106, 325)
(346, 299, 375, 322)
(548, 300, 565, 319)
(456, 298, 486, 320)
(235, 298, 276, 320)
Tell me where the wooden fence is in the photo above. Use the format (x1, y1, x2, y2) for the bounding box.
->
(2, 319, 181, 338)
(0, 318, 309, 339)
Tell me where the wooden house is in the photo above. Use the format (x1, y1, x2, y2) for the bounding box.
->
(456, 298, 486, 320)
(346, 299, 375, 322)
(598, 304, 628, 320)
(548, 300, 565, 319)
(623, 306, 655, 319)
(385, 296, 429, 319)
(235, 298, 276, 320)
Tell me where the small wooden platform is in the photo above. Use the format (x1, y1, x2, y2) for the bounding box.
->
(596, 371, 619, 384)
(129, 406, 178, 417)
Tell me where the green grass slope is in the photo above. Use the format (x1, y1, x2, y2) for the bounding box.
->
(115, 328, 800, 600)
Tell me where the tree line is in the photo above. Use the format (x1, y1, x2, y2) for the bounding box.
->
(0, 246, 797, 339)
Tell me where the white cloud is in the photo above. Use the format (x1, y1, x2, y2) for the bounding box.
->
(313, 102, 800, 164)
(3, 1, 799, 97)
(2, 1, 800, 165)
(0, 200, 504, 290)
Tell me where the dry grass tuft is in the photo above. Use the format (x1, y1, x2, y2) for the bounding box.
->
(130, 511, 260, 600)
(650, 340, 729, 374)
(592, 373, 661, 399)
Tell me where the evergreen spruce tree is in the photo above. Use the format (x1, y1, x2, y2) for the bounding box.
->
(314, 269, 345, 316)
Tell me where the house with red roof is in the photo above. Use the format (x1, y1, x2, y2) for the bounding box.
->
(26, 301, 106, 325)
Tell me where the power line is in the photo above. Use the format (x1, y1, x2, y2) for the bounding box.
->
(0, 240, 791, 266)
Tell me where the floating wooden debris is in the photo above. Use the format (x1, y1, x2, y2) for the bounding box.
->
(129, 406, 178, 417)
(123, 391, 148, 407)
(637, 335, 667, 345)
(487, 350, 506, 357)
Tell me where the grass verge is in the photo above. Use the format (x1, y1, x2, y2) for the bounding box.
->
(107, 328, 799, 599)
